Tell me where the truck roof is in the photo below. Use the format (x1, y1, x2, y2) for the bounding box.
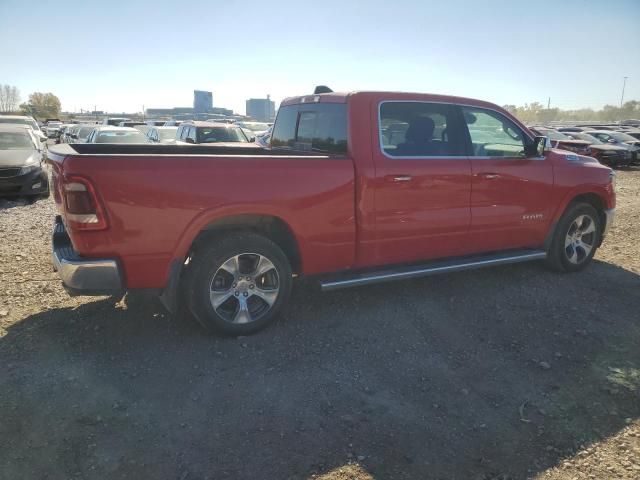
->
(280, 91, 504, 112)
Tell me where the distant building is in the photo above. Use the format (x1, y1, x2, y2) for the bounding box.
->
(246, 96, 275, 122)
(193, 90, 213, 113)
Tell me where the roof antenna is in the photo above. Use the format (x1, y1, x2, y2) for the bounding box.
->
(314, 85, 333, 94)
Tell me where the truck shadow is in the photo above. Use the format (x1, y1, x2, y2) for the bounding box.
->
(0, 259, 638, 480)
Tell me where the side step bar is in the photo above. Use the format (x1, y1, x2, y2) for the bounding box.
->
(319, 249, 547, 291)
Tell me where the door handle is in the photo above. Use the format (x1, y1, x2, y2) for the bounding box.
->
(386, 175, 412, 182)
(478, 173, 500, 179)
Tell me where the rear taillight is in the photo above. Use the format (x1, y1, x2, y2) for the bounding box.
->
(62, 176, 107, 230)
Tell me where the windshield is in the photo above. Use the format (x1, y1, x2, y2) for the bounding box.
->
(0, 131, 35, 150)
(197, 126, 248, 143)
(609, 131, 638, 142)
(96, 130, 148, 143)
(0, 117, 37, 131)
(159, 127, 178, 140)
(237, 122, 270, 132)
(77, 127, 94, 138)
(536, 129, 570, 141)
(570, 133, 603, 144)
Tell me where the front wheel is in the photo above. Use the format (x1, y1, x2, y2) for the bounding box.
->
(185, 232, 293, 335)
(546, 202, 602, 272)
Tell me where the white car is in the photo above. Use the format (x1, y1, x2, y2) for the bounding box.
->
(0, 115, 48, 144)
(146, 126, 179, 144)
(235, 121, 271, 141)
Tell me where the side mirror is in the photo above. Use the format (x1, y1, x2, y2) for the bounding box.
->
(249, 136, 256, 142)
(185, 138, 195, 144)
(608, 139, 616, 144)
(525, 135, 548, 157)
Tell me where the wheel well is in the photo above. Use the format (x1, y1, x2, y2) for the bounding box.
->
(189, 215, 301, 273)
(570, 193, 606, 228)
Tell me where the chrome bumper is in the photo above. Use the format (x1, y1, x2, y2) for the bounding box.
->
(602, 208, 615, 241)
(52, 216, 123, 295)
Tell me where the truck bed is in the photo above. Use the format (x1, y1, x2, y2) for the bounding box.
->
(47, 143, 357, 290)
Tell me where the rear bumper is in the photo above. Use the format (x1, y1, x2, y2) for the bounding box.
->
(602, 208, 615, 241)
(52, 216, 123, 295)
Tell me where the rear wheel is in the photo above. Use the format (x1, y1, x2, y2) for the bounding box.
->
(546, 202, 601, 272)
(185, 232, 292, 335)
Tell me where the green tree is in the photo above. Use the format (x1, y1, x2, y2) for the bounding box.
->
(20, 92, 61, 119)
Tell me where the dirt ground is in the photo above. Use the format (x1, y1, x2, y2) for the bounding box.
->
(0, 168, 639, 480)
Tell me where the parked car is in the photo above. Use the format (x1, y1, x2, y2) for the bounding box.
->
(584, 130, 640, 164)
(163, 120, 183, 127)
(145, 120, 167, 126)
(0, 115, 48, 143)
(0, 125, 49, 197)
(118, 121, 147, 128)
(146, 126, 179, 144)
(175, 121, 249, 144)
(563, 132, 632, 167)
(66, 125, 96, 144)
(45, 121, 63, 139)
(56, 125, 75, 144)
(235, 121, 271, 141)
(48, 89, 616, 335)
(255, 126, 272, 147)
(529, 127, 591, 155)
(85, 126, 150, 144)
(102, 117, 131, 126)
(556, 126, 590, 133)
(618, 128, 640, 141)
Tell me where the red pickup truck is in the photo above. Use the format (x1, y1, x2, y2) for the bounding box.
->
(48, 89, 616, 335)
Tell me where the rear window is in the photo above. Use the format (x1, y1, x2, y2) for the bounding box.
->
(271, 103, 347, 154)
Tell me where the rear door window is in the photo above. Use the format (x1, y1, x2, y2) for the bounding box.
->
(379, 102, 467, 157)
(271, 103, 347, 154)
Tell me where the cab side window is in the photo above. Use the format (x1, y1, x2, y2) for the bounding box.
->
(379, 102, 467, 157)
(462, 107, 528, 157)
(271, 103, 348, 154)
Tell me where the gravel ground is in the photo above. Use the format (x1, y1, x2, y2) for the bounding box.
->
(0, 168, 639, 479)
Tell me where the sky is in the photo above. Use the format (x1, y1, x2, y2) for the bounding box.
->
(1, 0, 639, 116)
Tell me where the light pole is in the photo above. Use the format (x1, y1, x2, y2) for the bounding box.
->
(620, 76, 628, 108)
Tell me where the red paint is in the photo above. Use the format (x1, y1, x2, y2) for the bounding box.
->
(48, 92, 615, 291)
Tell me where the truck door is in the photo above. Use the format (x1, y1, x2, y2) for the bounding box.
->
(371, 101, 472, 266)
(461, 106, 555, 252)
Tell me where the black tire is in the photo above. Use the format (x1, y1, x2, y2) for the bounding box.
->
(546, 202, 601, 273)
(185, 232, 292, 335)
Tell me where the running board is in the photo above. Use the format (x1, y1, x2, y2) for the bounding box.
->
(319, 249, 547, 291)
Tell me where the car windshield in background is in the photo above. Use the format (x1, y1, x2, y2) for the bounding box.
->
(537, 129, 570, 141)
(609, 131, 638, 142)
(571, 133, 604, 144)
(0, 118, 37, 130)
(197, 127, 247, 143)
(159, 127, 178, 140)
(238, 122, 270, 132)
(0, 132, 35, 150)
(77, 127, 94, 138)
(96, 131, 148, 143)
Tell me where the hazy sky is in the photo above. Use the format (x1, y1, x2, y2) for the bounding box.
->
(2, 0, 639, 115)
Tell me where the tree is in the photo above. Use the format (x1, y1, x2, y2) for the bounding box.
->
(0, 84, 21, 112)
(20, 92, 61, 119)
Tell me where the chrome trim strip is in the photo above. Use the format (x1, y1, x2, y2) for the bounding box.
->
(602, 208, 615, 241)
(320, 251, 547, 291)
